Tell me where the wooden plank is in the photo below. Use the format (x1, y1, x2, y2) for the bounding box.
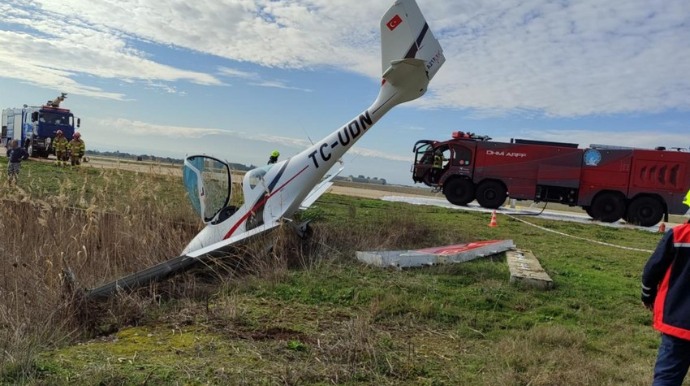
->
(507, 249, 553, 290)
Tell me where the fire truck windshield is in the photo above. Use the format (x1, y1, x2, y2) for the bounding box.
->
(39, 113, 72, 126)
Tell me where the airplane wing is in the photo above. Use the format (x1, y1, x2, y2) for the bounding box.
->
(86, 221, 281, 299)
(89, 163, 343, 299)
(299, 166, 344, 210)
(185, 221, 280, 258)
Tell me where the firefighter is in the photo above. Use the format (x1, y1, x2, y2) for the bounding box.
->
(431, 149, 445, 183)
(642, 190, 690, 385)
(53, 130, 68, 166)
(267, 150, 280, 165)
(68, 132, 85, 167)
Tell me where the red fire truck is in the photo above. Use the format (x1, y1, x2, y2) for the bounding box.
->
(412, 132, 690, 226)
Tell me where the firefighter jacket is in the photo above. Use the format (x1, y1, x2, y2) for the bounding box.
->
(642, 222, 690, 340)
(54, 136, 68, 152)
(68, 139, 85, 157)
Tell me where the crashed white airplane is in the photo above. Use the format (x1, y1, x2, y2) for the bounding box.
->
(87, 0, 445, 299)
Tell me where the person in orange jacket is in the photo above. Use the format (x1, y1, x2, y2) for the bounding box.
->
(642, 190, 690, 385)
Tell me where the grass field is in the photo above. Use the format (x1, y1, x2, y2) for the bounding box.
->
(0, 158, 674, 385)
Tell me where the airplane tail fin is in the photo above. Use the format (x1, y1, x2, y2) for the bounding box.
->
(380, 0, 445, 81)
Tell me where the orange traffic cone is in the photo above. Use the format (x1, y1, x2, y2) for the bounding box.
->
(658, 222, 666, 233)
(489, 210, 498, 227)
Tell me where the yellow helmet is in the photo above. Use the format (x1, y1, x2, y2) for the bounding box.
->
(271, 150, 280, 157)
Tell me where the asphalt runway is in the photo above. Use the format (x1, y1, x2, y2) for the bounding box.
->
(380, 195, 675, 233)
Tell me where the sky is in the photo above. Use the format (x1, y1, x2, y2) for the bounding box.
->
(0, 0, 688, 186)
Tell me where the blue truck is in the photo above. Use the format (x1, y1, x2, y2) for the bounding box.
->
(1, 93, 81, 158)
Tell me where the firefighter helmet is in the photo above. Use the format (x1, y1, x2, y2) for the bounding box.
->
(56, 130, 63, 135)
(74, 132, 81, 139)
(271, 150, 280, 157)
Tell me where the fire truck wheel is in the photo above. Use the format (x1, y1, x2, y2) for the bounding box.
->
(590, 192, 626, 223)
(476, 180, 507, 209)
(626, 196, 664, 227)
(444, 178, 475, 206)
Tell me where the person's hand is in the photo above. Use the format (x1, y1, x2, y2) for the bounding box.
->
(643, 302, 654, 311)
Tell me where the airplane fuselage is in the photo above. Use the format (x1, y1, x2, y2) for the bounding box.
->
(181, 81, 406, 255)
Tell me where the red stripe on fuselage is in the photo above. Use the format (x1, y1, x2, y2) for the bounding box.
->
(223, 165, 309, 240)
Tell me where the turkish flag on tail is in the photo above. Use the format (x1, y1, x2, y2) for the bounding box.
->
(386, 14, 402, 31)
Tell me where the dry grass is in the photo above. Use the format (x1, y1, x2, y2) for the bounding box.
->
(0, 168, 202, 381)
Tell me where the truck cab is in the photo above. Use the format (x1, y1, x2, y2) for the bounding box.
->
(24, 106, 78, 157)
(412, 140, 437, 184)
(413, 139, 474, 186)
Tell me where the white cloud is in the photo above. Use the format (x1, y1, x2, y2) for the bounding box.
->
(145, 81, 186, 95)
(416, 0, 690, 116)
(0, 2, 223, 99)
(218, 66, 311, 91)
(248, 80, 312, 92)
(218, 67, 259, 80)
(1, 0, 688, 116)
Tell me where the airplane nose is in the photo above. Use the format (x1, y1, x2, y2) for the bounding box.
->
(181, 235, 205, 256)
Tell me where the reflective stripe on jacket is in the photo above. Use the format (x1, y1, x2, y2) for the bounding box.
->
(68, 139, 85, 154)
(54, 137, 68, 152)
(433, 155, 443, 168)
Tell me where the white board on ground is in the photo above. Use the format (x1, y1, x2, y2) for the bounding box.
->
(356, 240, 515, 269)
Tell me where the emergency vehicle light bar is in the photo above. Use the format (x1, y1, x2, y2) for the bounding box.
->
(452, 131, 491, 141)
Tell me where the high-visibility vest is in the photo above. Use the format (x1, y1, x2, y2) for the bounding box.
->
(433, 155, 443, 168)
(54, 137, 68, 152)
(68, 139, 85, 155)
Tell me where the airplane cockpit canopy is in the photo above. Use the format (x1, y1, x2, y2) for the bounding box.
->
(239, 164, 276, 231)
(242, 164, 275, 197)
(183, 155, 231, 223)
